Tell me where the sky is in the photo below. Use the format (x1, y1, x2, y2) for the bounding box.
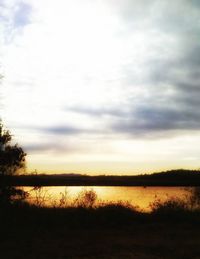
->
(0, 0, 200, 175)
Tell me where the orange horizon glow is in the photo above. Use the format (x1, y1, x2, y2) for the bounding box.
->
(26, 162, 199, 176)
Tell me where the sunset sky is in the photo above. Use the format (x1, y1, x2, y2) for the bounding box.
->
(0, 0, 200, 174)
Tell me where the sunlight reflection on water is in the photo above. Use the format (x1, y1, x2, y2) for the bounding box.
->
(22, 186, 190, 211)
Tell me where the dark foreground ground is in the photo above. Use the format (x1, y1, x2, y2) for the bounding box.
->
(2, 222, 200, 259)
(1, 204, 200, 259)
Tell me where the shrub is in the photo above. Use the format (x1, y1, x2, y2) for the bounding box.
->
(74, 189, 97, 208)
(186, 187, 200, 210)
(150, 198, 188, 215)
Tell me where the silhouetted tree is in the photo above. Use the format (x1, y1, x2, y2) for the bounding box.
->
(0, 121, 27, 206)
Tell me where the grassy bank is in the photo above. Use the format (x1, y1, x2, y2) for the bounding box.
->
(1, 200, 200, 259)
(1, 187, 200, 258)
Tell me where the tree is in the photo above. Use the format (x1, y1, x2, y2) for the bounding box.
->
(0, 121, 27, 206)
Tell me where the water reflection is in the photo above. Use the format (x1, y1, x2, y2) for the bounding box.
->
(23, 186, 190, 211)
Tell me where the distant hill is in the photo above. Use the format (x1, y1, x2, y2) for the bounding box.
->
(3, 169, 200, 186)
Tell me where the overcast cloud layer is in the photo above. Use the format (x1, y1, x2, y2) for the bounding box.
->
(1, 0, 200, 173)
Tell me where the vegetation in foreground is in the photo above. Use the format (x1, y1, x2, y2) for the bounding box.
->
(2, 191, 200, 259)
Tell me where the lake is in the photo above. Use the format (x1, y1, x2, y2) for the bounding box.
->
(23, 186, 192, 211)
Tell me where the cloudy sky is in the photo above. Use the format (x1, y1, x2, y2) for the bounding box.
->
(1, 0, 200, 174)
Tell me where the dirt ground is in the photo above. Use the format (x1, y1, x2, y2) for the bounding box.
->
(1, 221, 200, 259)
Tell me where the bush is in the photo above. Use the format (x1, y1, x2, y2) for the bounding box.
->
(186, 187, 200, 210)
(150, 198, 188, 215)
(74, 189, 97, 208)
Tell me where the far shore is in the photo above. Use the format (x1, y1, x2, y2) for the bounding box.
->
(3, 169, 200, 186)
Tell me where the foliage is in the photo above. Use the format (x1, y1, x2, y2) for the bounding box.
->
(0, 122, 26, 175)
(0, 121, 27, 205)
(150, 198, 188, 215)
(186, 187, 200, 210)
(58, 187, 69, 207)
(31, 186, 50, 207)
(74, 188, 97, 208)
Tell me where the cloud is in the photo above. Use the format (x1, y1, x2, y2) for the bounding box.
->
(66, 106, 126, 117)
(13, 2, 32, 28)
(0, 0, 32, 44)
(25, 124, 103, 136)
(24, 143, 58, 153)
(111, 105, 200, 137)
(23, 142, 75, 154)
(98, 0, 200, 138)
(41, 125, 82, 135)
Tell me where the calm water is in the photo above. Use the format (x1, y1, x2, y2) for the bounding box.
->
(23, 186, 191, 211)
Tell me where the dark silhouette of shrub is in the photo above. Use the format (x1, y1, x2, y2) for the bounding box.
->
(187, 187, 200, 210)
(74, 188, 97, 208)
(150, 198, 188, 217)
